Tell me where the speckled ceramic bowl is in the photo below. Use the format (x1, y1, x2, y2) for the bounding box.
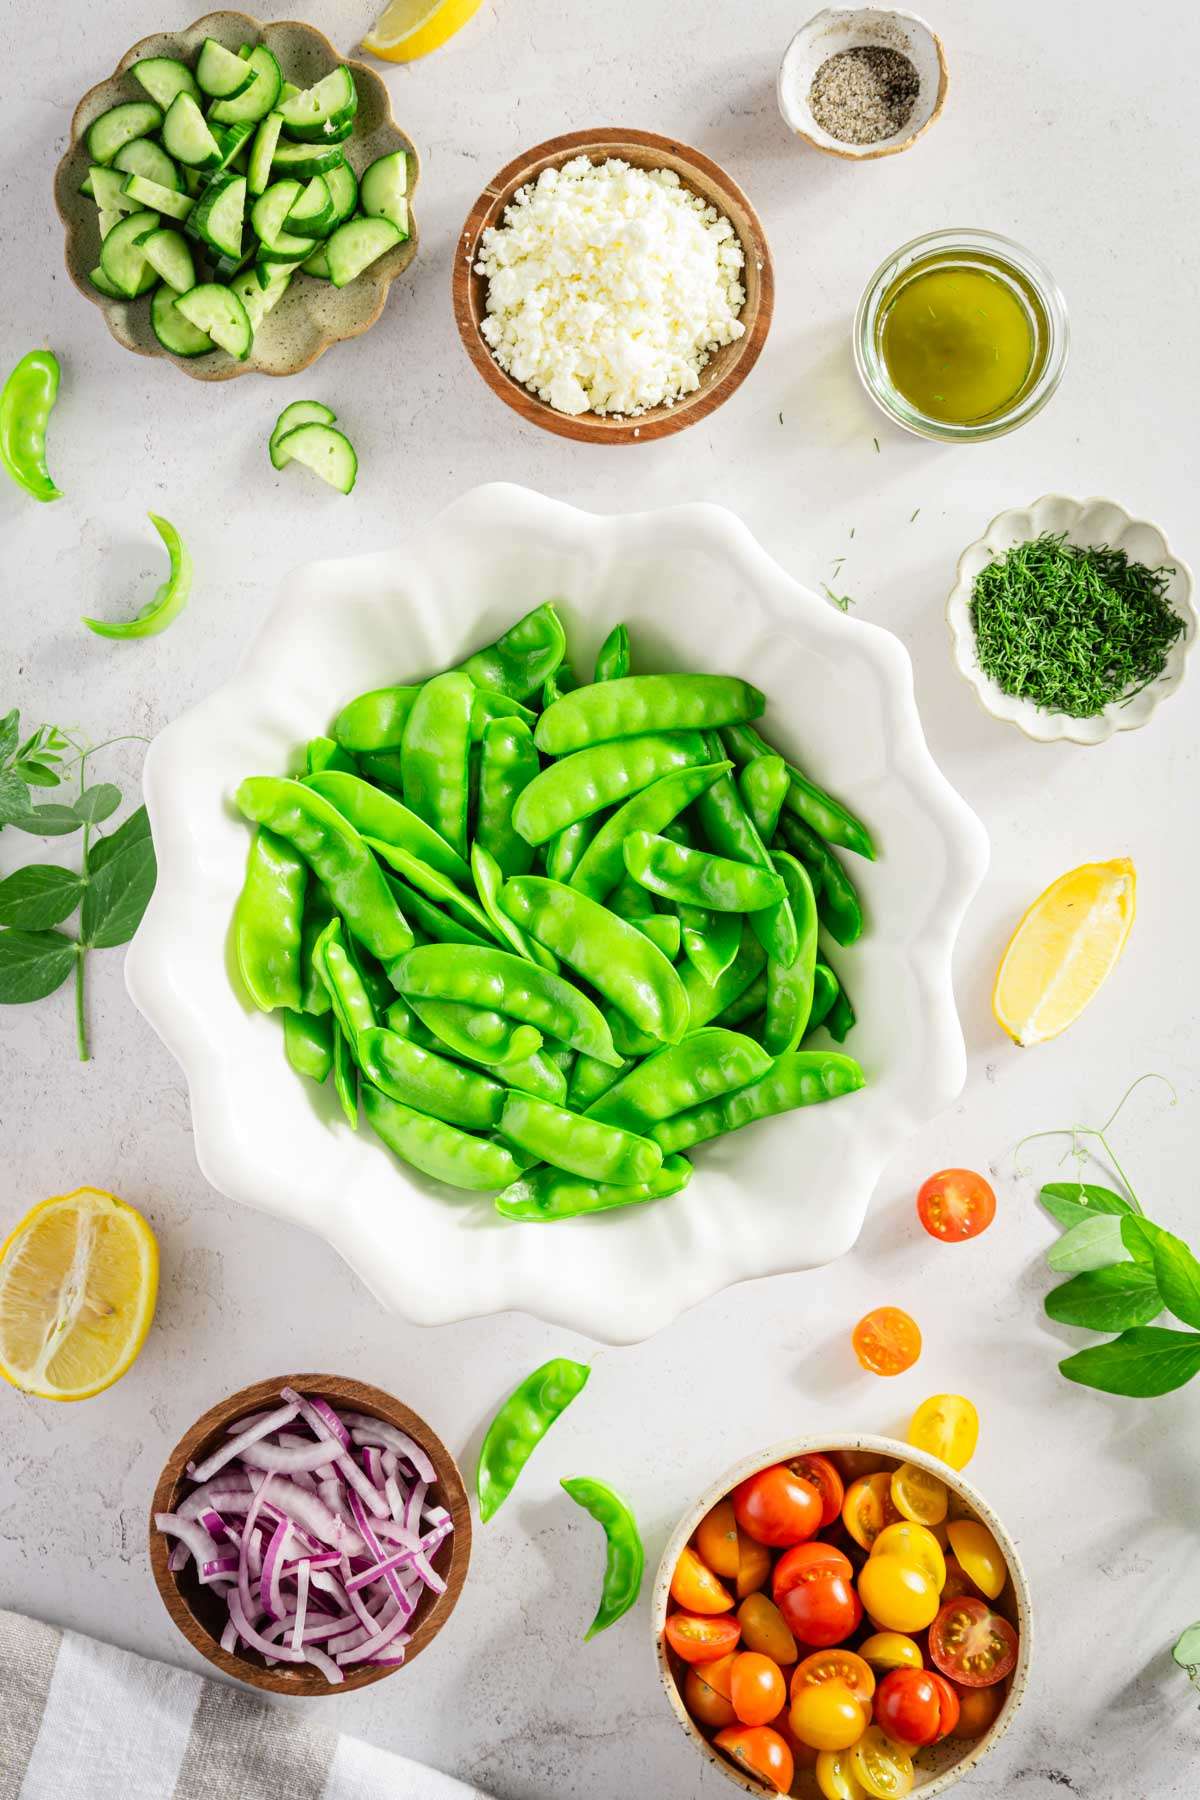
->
(653, 1434, 1032, 1796)
(777, 8, 948, 160)
(54, 11, 420, 379)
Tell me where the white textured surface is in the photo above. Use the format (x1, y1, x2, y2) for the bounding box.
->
(1, 2, 1198, 1797)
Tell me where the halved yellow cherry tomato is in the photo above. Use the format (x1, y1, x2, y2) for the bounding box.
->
(872, 1521, 947, 1591)
(946, 1520, 1007, 1600)
(696, 1497, 740, 1579)
(737, 1529, 772, 1598)
(672, 1544, 734, 1614)
(890, 1461, 948, 1526)
(685, 1661, 736, 1728)
(859, 1632, 924, 1674)
(858, 1556, 940, 1633)
(908, 1394, 979, 1471)
(842, 1471, 897, 1549)
(738, 1593, 798, 1665)
(817, 1747, 868, 1800)
(852, 1724, 915, 1798)
(789, 1678, 869, 1751)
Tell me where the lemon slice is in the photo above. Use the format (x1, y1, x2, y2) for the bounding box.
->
(361, 0, 483, 61)
(0, 1187, 158, 1400)
(992, 858, 1136, 1047)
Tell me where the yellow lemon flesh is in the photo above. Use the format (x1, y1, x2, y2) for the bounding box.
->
(0, 1187, 158, 1400)
(361, 0, 483, 61)
(992, 857, 1136, 1047)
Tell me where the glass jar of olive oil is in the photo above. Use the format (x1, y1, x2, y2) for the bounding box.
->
(854, 230, 1069, 441)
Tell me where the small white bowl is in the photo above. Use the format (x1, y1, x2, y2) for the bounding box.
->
(947, 495, 1197, 746)
(778, 7, 948, 159)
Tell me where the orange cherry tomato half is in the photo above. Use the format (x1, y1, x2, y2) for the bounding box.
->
(734, 1465, 823, 1547)
(787, 1452, 845, 1528)
(671, 1544, 735, 1614)
(737, 1529, 773, 1598)
(791, 1648, 876, 1703)
(714, 1724, 794, 1795)
(789, 1678, 869, 1752)
(665, 1611, 742, 1665)
(917, 1168, 996, 1243)
(949, 1678, 1005, 1738)
(685, 1662, 736, 1728)
(738, 1593, 798, 1665)
(778, 1573, 863, 1649)
(852, 1306, 922, 1376)
(731, 1651, 788, 1726)
(873, 1667, 959, 1747)
(929, 1597, 1018, 1688)
(842, 1472, 899, 1549)
(696, 1497, 740, 1579)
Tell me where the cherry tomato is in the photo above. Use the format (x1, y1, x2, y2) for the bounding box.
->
(671, 1544, 735, 1614)
(873, 1668, 958, 1747)
(738, 1593, 798, 1665)
(858, 1556, 940, 1634)
(859, 1632, 923, 1674)
(872, 1521, 946, 1591)
(730, 1650, 787, 1726)
(946, 1520, 1007, 1600)
(908, 1394, 979, 1471)
(940, 1555, 981, 1603)
(770, 1705, 818, 1770)
(851, 1723, 915, 1798)
(791, 1648, 876, 1703)
(832, 1448, 889, 1482)
(778, 1574, 862, 1648)
(816, 1747, 869, 1799)
(695, 1497, 740, 1579)
(890, 1461, 948, 1526)
(699, 1650, 738, 1698)
(917, 1168, 996, 1242)
(929, 1597, 1018, 1687)
(949, 1678, 1005, 1737)
(734, 1465, 823, 1547)
(665, 1611, 741, 1664)
(926, 1672, 961, 1741)
(842, 1472, 899, 1549)
(787, 1452, 845, 1527)
(773, 1541, 853, 1595)
(852, 1306, 922, 1376)
(685, 1662, 736, 1728)
(789, 1678, 869, 1751)
(737, 1529, 772, 1597)
(714, 1724, 794, 1795)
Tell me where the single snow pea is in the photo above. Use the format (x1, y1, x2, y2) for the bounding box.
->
(283, 1008, 333, 1083)
(233, 827, 306, 1011)
(408, 996, 543, 1067)
(629, 912, 681, 961)
(357, 1024, 504, 1130)
(568, 761, 730, 901)
(363, 1082, 524, 1190)
(693, 751, 798, 968)
(678, 905, 742, 986)
(654, 1050, 866, 1153)
(676, 930, 767, 1028)
(470, 686, 538, 738)
(824, 963, 856, 1041)
(307, 770, 471, 883)
(593, 623, 630, 682)
(513, 732, 710, 847)
(764, 852, 819, 1056)
(535, 674, 765, 756)
(721, 723, 876, 861)
(396, 943, 620, 1064)
(470, 843, 558, 971)
(500, 1092, 662, 1185)
(587, 1028, 773, 1135)
(560, 1477, 645, 1639)
(568, 1050, 631, 1111)
(776, 811, 863, 946)
(715, 967, 767, 1027)
(82, 513, 192, 639)
(383, 996, 437, 1047)
(306, 736, 358, 777)
(459, 602, 567, 700)
(0, 349, 62, 502)
(546, 815, 597, 884)
(331, 1021, 358, 1127)
(235, 777, 414, 971)
(502, 876, 690, 1045)
(333, 684, 420, 753)
(495, 1154, 692, 1223)
(400, 671, 473, 861)
(476, 716, 539, 876)
(299, 887, 334, 1015)
(498, 1048, 569, 1103)
(604, 1001, 660, 1059)
(739, 753, 789, 843)
(806, 961, 839, 1035)
(382, 872, 491, 949)
(344, 935, 394, 1014)
(364, 836, 502, 945)
(623, 830, 787, 912)
(477, 1356, 590, 1523)
(314, 916, 378, 1046)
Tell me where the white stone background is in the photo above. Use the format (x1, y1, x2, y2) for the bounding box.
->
(2, 0, 1199, 1794)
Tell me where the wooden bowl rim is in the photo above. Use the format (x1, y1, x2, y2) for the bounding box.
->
(452, 126, 775, 445)
(148, 1372, 471, 1695)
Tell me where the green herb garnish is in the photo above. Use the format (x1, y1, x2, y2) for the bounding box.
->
(971, 532, 1184, 718)
(822, 584, 855, 613)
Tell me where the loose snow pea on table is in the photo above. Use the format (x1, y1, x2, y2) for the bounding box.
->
(477, 1356, 591, 1523)
(739, 753, 790, 842)
(399, 670, 473, 861)
(764, 852, 819, 1056)
(568, 760, 730, 900)
(394, 943, 621, 1064)
(586, 1029, 773, 1135)
(534, 674, 765, 756)
(654, 1051, 866, 1154)
(560, 1477, 645, 1639)
(475, 716, 540, 876)
(776, 810, 864, 947)
(500, 1093, 663, 1185)
(721, 722, 876, 861)
(356, 1024, 504, 1131)
(82, 513, 192, 639)
(494, 1154, 693, 1222)
(306, 769, 471, 883)
(459, 602, 568, 700)
(513, 731, 711, 846)
(233, 827, 306, 1011)
(362, 1083, 525, 1191)
(623, 830, 787, 912)
(593, 623, 630, 682)
(407, 996, 543, 1067)
(283, 1008, 334, 1083)
(0, 349, 62, 502)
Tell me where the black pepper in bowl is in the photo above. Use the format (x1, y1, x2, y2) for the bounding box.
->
(809, 46, 920, 145)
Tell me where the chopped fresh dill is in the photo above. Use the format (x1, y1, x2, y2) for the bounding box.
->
(822, 584, 855, 612)
(872, 437, 880, 454)
(910, 507, 920, 522)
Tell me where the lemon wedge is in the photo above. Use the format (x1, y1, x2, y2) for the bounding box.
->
(0, 1187, 158, 1400)
(992, 858, 1136, 1047)
(361, 0, 483, 61)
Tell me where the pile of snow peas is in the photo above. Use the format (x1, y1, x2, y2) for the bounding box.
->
(232, 604, 871, 1219)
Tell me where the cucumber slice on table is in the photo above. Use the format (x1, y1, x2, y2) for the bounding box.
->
(269, 400, 336, 468)
(137, 227, 196, 293)
(187, 172, 246, 259)
(151, 283, 214, 356)
(113, 137, 180, 190)
(276, 65, 357, 142)
(287, 175, 333, 237)
(250, 178, 301, 247)
(270, 138, 345, 179)
(323, 159, 358, 225)
(86, 102, 163, 166)
(209, 46, 282, 125)
(247, 113, 283, 194)
(162, 92, 222, 168)
(274, 423, 357, 493)
(175, 284, 253, 359)
(123, 173, 193, 221)
(360, 151, 409, 235)
(88, 166, 138, 216)
(131, 56, 200, 111)
(326, 216, 402, 287)
(98, 209, 160, 298)
(197, 37, 259, 99)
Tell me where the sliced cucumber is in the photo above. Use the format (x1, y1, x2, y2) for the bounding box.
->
(257, 227, 316, 263)
(212, 249, 254, 282)
(98, 209, 159, 298)
(138, 227, 196, 293)
(232, 265, 293, 332)
(247, 112, 283, 195)
(269, 400, 337, 468)
(89, 264, 125, 298)
(123, 173, 193, 221)
(287, 175, 333, 237)
(89, 166, 138, 215)
(212, 121, 255, 172)
(97, 206, 124, 241)
(197, 37, 259, 99)
(187, 172, 246, 258)
(323, 159, 358, 225)
(131, 56, 199, 111)
(113, 137, 180, 191)
(277, 66, 357, 142)
(151, 282, 214, 357)
(279, 80, 301, 104)
(275, 423, 357, 493)
(162, 92, 222, 168)
(182, 167, 205, 197)
(360, 151, 408, 235)
(250, 178, 301, 248)
(270, 138, 345, 178)
(301, 243, 331, 279)
(209, 45, 282, 125)
(86, 101, 163, 167)
(326, 216, 402, 288)
(175, 283, 253, 359)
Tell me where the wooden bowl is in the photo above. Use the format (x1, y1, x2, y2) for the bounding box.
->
(55, 11, 420, 380)
(149, 1373, 471, 1695)
(452, 128, 774, 445)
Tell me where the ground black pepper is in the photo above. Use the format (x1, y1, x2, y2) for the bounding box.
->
(809, 46, 920, 145)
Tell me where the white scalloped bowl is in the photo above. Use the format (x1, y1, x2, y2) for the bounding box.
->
(126, 485, 988, 1344)
(947, 494, 1196, 745)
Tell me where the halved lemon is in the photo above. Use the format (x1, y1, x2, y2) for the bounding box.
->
(0, 1187, 158, 1400)
(361, 0, 483, 62)
(992, 858, 1136, 1047)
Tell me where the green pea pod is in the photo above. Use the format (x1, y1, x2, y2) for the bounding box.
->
(502, 876, 690, 1045)
(408, 996, 543, 1067)
(541, 659, 578, 709)
(395, 943, 621, 1066)
(513, 732, 710, 847)
(331, 1021, 359, 1128)
(559, 1478, 645, 1638)
(495, 1048, 568, 1103)
(495, 1154, 691, 1222)
(382, 872, 493, 949)
(283, 1008, 333, 1083)
(677, 931, 767, 1029)
(384, 996, 436, 1046)
(357, 1024, 503, 1130)
(693, 752, 798, 968)
(535, 674, 765, 756)
(806, 961, 839, 1036)
(234, 827, 306, 1011)
(358, 749, 406, 789)
(604, 1002, 660, 1059)
(586, 1028, 773, 1135)
(460, 602, 568, 700)
(623, 830, 786, 912)
(306, 736, 358, 777)
(477, 1356, 590, 1522)
(679, 905, 742, 986)
(500, 1093, 662, 1185)
(363, 1082, 524, 1190)
(715, 967, 767, 1028)
(823, 960, 856, 1041)
(476, 717, 540, 876)
(83, 514, 192, 639)
(470, 842, 558, 971)
(569, 761, 730, 901)
(655, 1050, 866, 1153)
(399, 671, 474, 861)
(470, 686, 538, 738)
(567, 1051, 631, 1111)
(314, 916, 378, 1047)
(307, 770, 471, 884)
(629, 912, 681, 961)
(546, 815, 598, 884)
(299, 888, 334, 1015)
(721, 723, 876, 861)
(776, 811, 864, 947)
(0, 349, 62, 502)
(764, 852, 819, 1056)
(364, 836, 501, 946)
(606, 873, 655, 922)
(333, 685, 420, 753)
(739, 754, 789, 842)
(593, 623, 631, 682)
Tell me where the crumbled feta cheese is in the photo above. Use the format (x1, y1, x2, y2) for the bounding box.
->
(474, 156, 748, 417)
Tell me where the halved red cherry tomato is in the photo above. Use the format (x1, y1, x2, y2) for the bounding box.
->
(714, 1724, 794, 1795)
(671, 1545, 734, 1614)
(949, 1679, 1005, 1737)
(685, 1662, 736, 1728)
(731, 1650, 788, 1726)
(778, 1574, 862, 1648)
(917, 1168, 996, 1242)
(842, 1472, 899, 1549)
(789, 1678, 869, 1751)
(665, 1611, 741, 1664)
(734, 1465, 823, 1547)
(787, 1452, 845, 1527)
(790, 1648, 876, 1703)
(696, 1497, 740, 1579)
(852, 1306, 922, 1376)
(929, 1597, 1018, 1688)
(873, 1667, 958, 1747)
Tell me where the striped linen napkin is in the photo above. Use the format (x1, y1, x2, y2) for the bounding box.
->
(0, 1609, 493, 1800)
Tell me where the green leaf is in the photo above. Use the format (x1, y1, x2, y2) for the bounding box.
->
(1120, 1214, 1162, 1266)
(89, 804, 151, 873)
(1149, 1228, 1200, 1331)
(18, 761, 61, 788)
(74, 782, 122, 824)
(0, 769, 34, 822)
(80, 834, 156, 948)
(1045, 1263, 1161, 1332)
(1045, 1213, 1127, 1273)
(1059, 1326, 1200, 1397)
(0, 865, 85, 929)
(1039, 1181, 1133, 1229)
(12, 803, 84, 837)
(0, 710, 18, 766)
(1173, 1625, 1200, 1672)
(0, 928, 77, 1002)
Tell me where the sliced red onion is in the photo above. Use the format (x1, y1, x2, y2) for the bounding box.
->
(302, 1645, 344, 1684)
(292, 1561, 310, 1653)
(261, 1519, 292, 1621)
(189, 1403, 299, 1484)
(155, 1513, 220, 1572)
(346, 1417, 437, 1485)
(240, 1439, 338, 1474)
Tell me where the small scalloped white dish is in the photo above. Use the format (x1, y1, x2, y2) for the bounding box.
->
(947, 494, 1196, 746)
(126, 485, 988, 1344)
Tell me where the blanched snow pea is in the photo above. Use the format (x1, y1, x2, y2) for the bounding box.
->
(776, 811, 864, 946)
(623, 830, 786, 912)
(630, 912, 682, 962)
(0, 349, 62, 502)
(593, 623, 630, 682)
(536, 674, 765, 756)
(513, 732, 710, 847)
(541, 659, 577, 708)
(460, 602, 567, 700)
(306, 736, 358, 777)
(365, 836, 502, 945)
(500, 1093, 662, 1184)
(357, 1024, 504, 1130)
(694, 751, 798, 968)
(560, 1477, 645, 1638)
(497, 1048, 568, 1103)
(331, 1021, 358, 1128)
(806, 961, 839, 1036)
(823, 959, 856, 1041)
(587, 1028, 772, 1134)
(283, 1008, 333, 1083)
(470, 686, 538, 738)
(715, 967, 767, 1028)
(400, 670, 473, 861)
(314, 916, 378, 1046)
(234, 827, 306, 1012)
(476, 716, 539, 876)
(739, 753, 789, 842)
(477, 1356, 590, 1522)
(396, 943, 620, 1065)
(722, 723, 876, 861)
(384, 996, 437, 1047)
(678, 904, 742, 986)
(654, 1051, 866, 1153)
(764, 852, 819, 1056)
(333, 684, 420, 753)
(383, 872, 493, 949)
(362, 1082, 524, 1190)
(495, 1154, 692, 1222)
(546, 815, 597, 884)
(471, 842, 558, 970)
(568, 1050, 631, 1111)
(408, 997, 543, 1066)
(299, 888, 334, 1015)
(82, 513, 192, 640)
(676, 930, 767, 1028)
(307, 769, 471, 883)
(568, 760, 729, 901)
